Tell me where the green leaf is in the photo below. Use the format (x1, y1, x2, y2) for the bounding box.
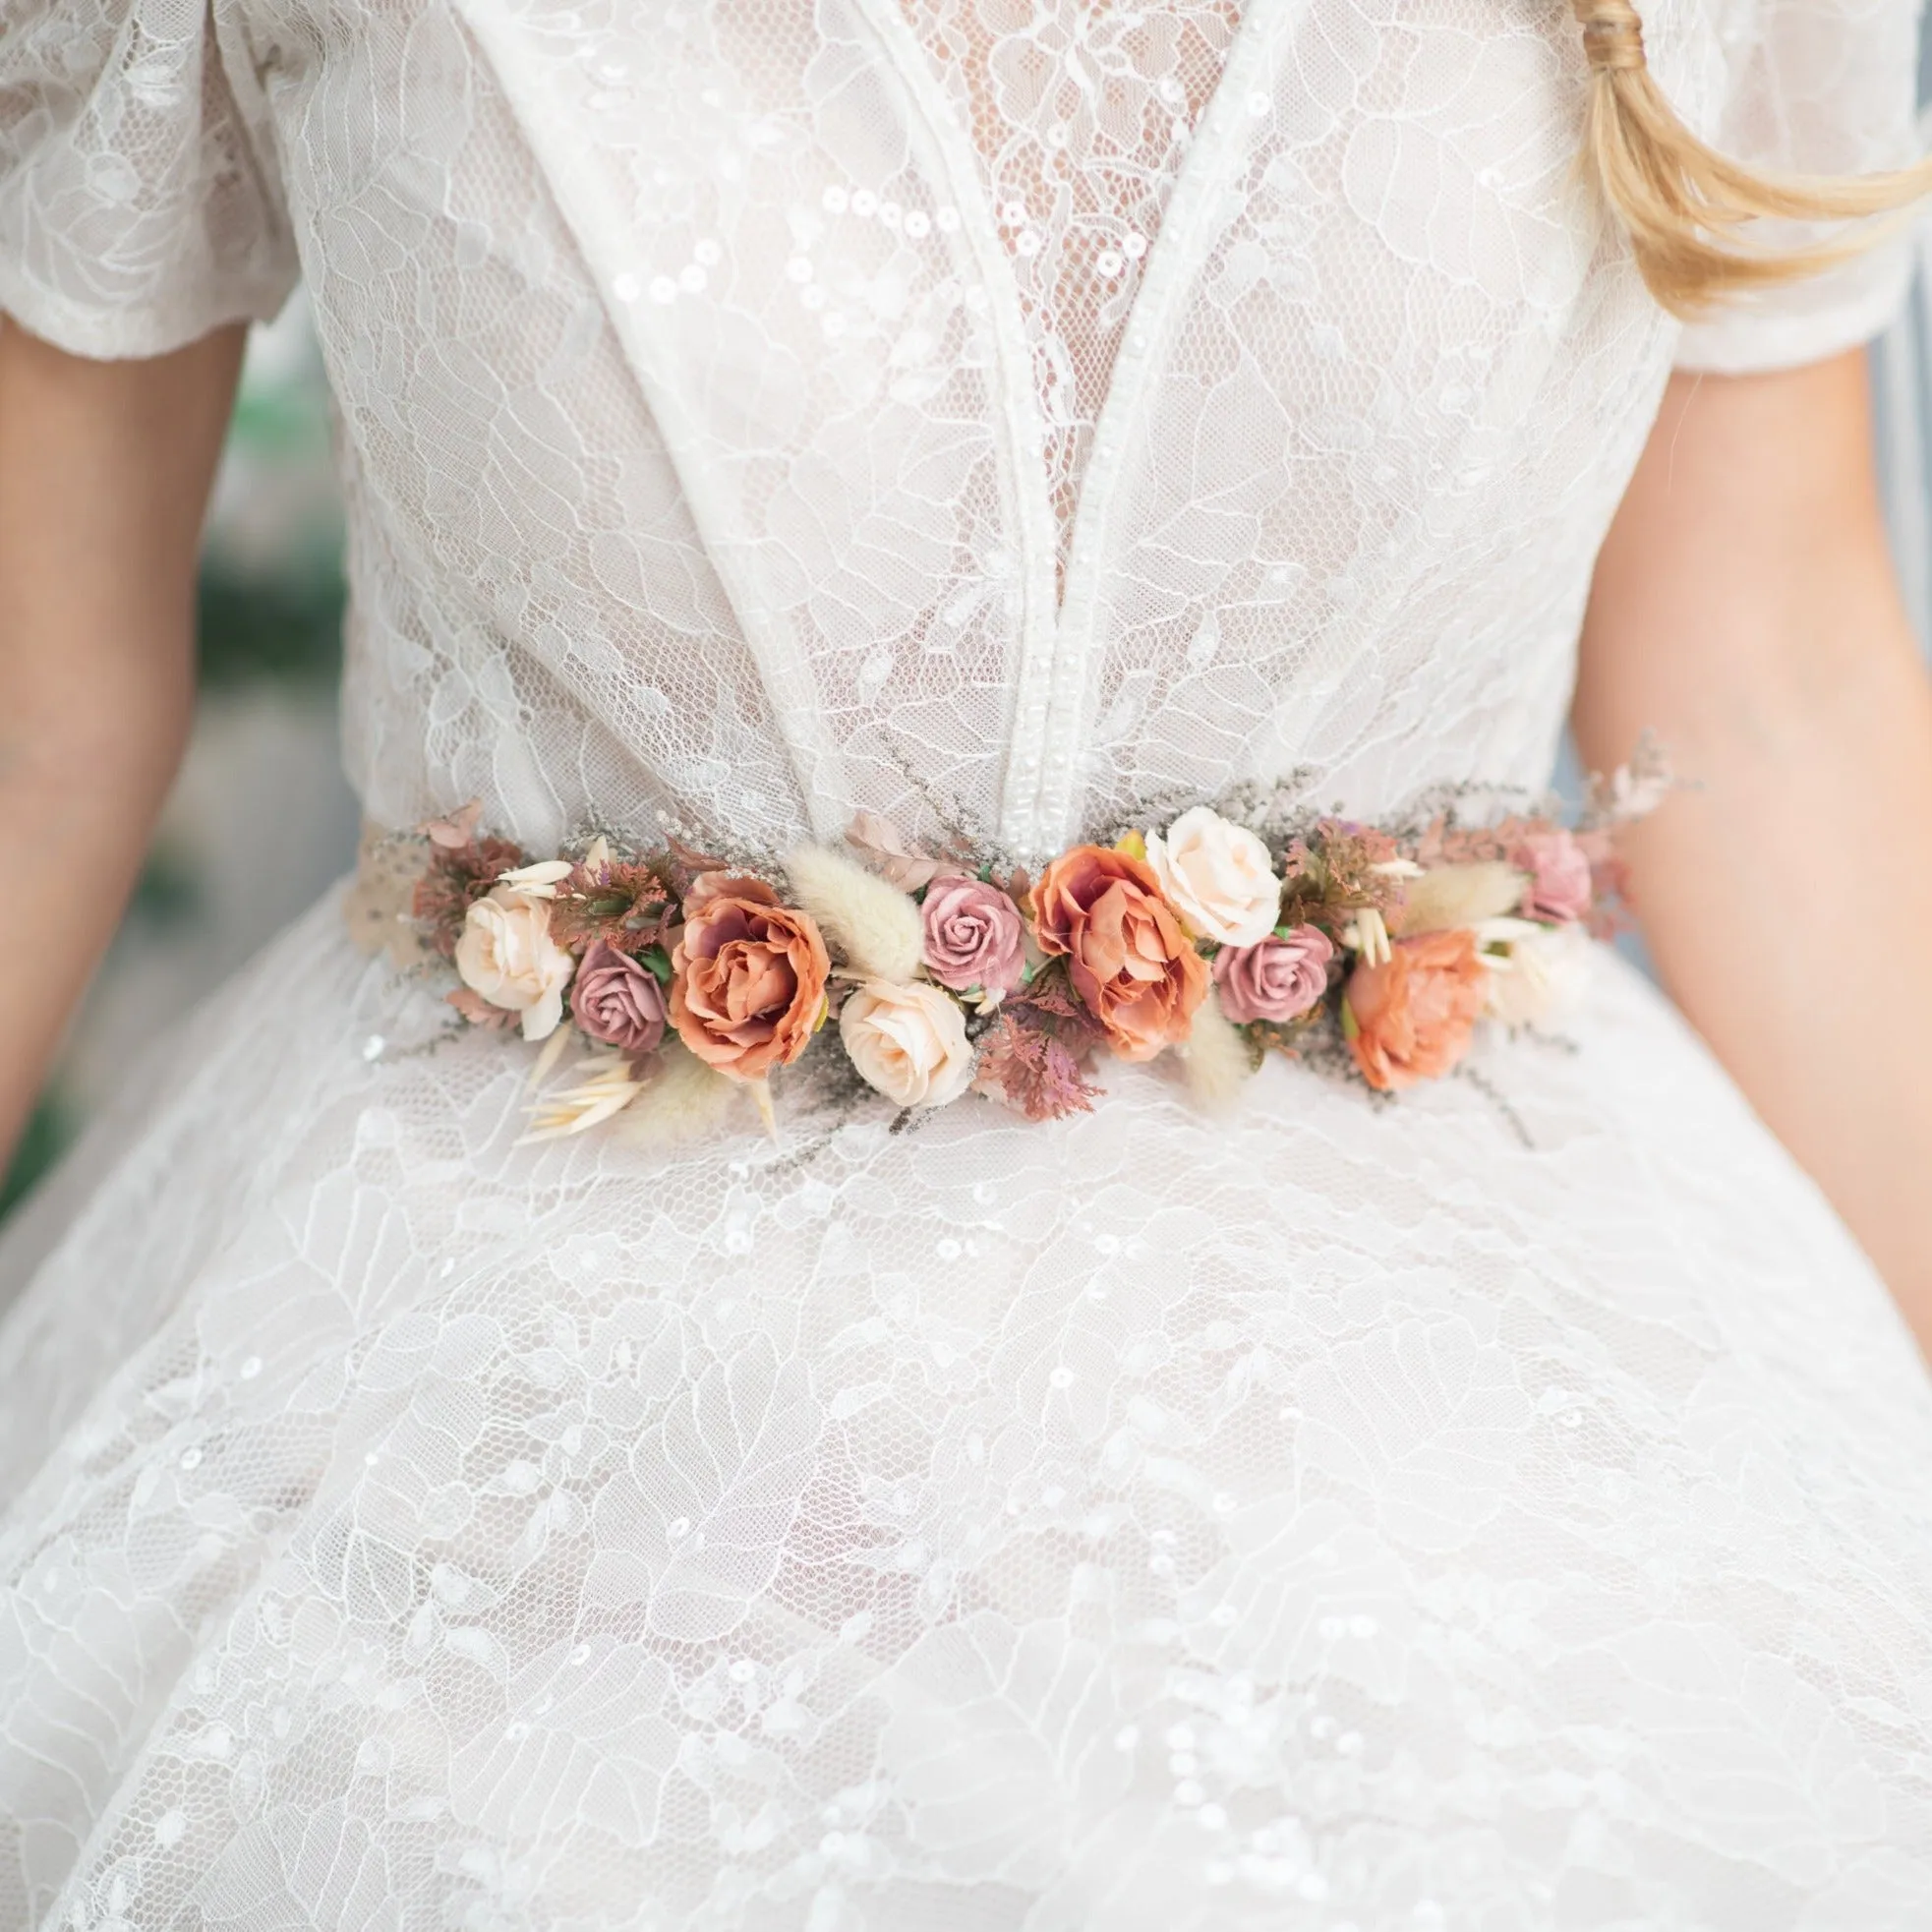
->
(640, 946, 674, 984)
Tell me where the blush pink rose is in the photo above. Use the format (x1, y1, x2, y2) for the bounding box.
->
(570, 940, 668, 1055)
(1514, 829, 1593, 924)
(921, 875, 1025, 996)
(1212, 924, 1334, 1025)
(1343, 929, 1489, 1092)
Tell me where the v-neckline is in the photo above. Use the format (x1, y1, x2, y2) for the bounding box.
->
(892, 0, 1249, 584)
(847, 0, 1289, 853)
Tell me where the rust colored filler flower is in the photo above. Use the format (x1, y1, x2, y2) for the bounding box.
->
(412, 835, 529, 958)
(1031, 845, 1207, 1061)
(670, 876, 830, 1080)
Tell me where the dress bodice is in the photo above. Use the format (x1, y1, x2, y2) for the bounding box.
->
(12, 12, 1932, 1925)
(1, 0, 1921, 862)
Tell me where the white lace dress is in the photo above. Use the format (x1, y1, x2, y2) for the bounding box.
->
(4, 1, 1932, 1925)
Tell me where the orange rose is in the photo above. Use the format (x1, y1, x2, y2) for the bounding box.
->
(670, 877, 830, 1081)
(1343, 928, 1488, 1091)
(1032, 845, 1207, 1061)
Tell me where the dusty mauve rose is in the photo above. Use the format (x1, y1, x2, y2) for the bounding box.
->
(454, 889, 575, 1041)
(1213, 924, 1334, 1025)
(921, 875, 1026, 996)
(570, 940, 668, 1055)
(839, 979, 975, 1108)
(1343, 928, 1489, 1091)
(670, 877, 830, 1081)
(1031, 844, 1207, 1060)
(1514, 829, 1593, 924)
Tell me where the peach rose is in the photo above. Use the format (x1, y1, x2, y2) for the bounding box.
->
(1342, 928, 1489, 1091)
(839, 979, 975, 1108)
(1143, 805, 1282, 947)
(454, 888, 575, 1041)
(1480, 918, 1592, 1030)
(1031, 844, 1207, 1060)
(670, 877, 830, 1081)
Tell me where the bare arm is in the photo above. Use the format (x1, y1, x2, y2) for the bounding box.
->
(1575, 350, 1932, 1347)
(0, 320, 245, 1166)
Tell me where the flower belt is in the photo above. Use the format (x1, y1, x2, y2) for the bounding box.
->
(346, 751, 1667, 1142)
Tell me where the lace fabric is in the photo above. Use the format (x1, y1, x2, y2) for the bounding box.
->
(4, 1, 1932, 1926)
(898, 0, 1244, 581)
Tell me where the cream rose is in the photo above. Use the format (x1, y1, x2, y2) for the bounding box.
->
(1479, 918, 1592, 1029)
(839, 979, 974, 1109)
(1142, 806, 1281, 947)
(454, 887, 575, 1041)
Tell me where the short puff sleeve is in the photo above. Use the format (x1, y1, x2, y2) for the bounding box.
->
(1673, 0, 1926, 375)
(0, 0, 298, 359)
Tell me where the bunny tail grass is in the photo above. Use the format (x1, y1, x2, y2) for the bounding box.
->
(786, 844, 925, 982)
(1180, 988, 1257, 1111)
(1392, 861, 1528, 939)
(614, 1037, 741, 1150)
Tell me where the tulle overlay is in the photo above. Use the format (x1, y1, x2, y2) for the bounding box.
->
(5, 892, 1932, 1926)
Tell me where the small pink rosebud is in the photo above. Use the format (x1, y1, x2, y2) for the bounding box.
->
(1514, 830, 1593, 924)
